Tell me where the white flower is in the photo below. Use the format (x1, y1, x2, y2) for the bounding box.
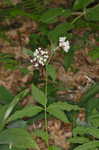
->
(43, 58, 47, 62)
(59, 37, 70, 53)
(30, 47, 49, 68)
(63, 44, 70, 52)
(38, 47, 41, 50)
(41, 50, 46, 55)
(34, 63, 39, 67)
(30, 59, 34, 63)
(65, 40, 70, 46)
(33, 57, 37, 62)
(59, 37, 66, 42)
(44, 55, 49, 58)
(33, 51, 38, 57)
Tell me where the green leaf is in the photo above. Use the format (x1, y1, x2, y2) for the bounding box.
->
(73, 126, 99, 138)
(80, 83, 99, 106)
(23, 48, 34, 57)
(31, 84, 47, 106)
(88, 47, 99, 60)
(0, 145, 24, 150)
(47, 107, 69, 123)
(0, 105, 8, 122)
(73, 0, 95, 10)
(46, 64, 56, 81)
(86, 4, 99, 21)
(7, 120, 27, 129)
(9, 8, 38, 20)
(48, 22, 74, 42)
(3, 89, 29, 122)
(0, 86, 13, 103)
(85, 98, 99, 114)
(0, 128, 38, 149)
(47, 102, 80, 111)
(74, 141, 99, 150)
(48, 145, 62, 150)
(68, 136, 89, 144)
(33, 129, 49, 144)
(0, 105, 8, 131)
(40, 8, 72, 24)
(7, 105, 43, 122)
(88, 113, 99, 127)
(74, 19, 89, 28)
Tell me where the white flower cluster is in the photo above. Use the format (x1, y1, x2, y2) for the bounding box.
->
(59, 37, 70, 52)
(30, 47, 49, 68)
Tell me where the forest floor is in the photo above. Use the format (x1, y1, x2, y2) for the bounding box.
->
(0, 0, 99, 150)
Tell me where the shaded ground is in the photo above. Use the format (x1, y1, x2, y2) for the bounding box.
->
(0, 1, 99, 149)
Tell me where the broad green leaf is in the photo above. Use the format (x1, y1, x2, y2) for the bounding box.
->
(48, 145, 62, 150)
(9, 8, 38, 20)
(7, 120, 27, 129)
(0, 105, 8, 131)
(88, 113, 99, 127)
(73, 0, 95, 10)
(31, 84, 47, 106)
(40, 8, 72, 23)
(86, 4, 99, 21)
(74, 141, 99, 150)
(7, 105, 43, 122)
(85, 98, 99, 114)
(48, 22, 74, 42)
(73, 126, 89, 136)
(73, 126, 99, 138)
(47, 102, 80, 111)
(0, 86, 13, 103)
(74, 19, 89, 28)
(23, 48, 34, 57)
(80, 83, 99, 106)
(88, 47, 99, 60)
(0, 105, 8, 130)
(0, 128, 38, 149)
(89, 117, 99, 128)
(46, 64, 56, 81)
(0, 144, 26, 150)
(0, 105, 8, 122)
(3, 89, 29, 122)
(88, 128, 99, 138)
(33, 129, 49, 144)
(68, 137, 89, 144)
(47, 107, 69, 123)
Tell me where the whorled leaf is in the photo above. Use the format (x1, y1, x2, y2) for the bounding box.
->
(73, 126, 99, 138)
(86, 4, 99, 21)
(74, 141, 99, 150)
(47, 101, 80, 111)
(3, 89, 29, 122)
(73, 0, 95, 10)
(47, 107, 69, 123)
(0, 128, 38, 149)
(31, 84, 47, 106)
(7, 105, 43, 123)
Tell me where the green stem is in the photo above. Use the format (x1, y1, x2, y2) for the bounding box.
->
(44, 65, 49, 147)
(44, 46, 59, 148)
(71, 11, 85, 25)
